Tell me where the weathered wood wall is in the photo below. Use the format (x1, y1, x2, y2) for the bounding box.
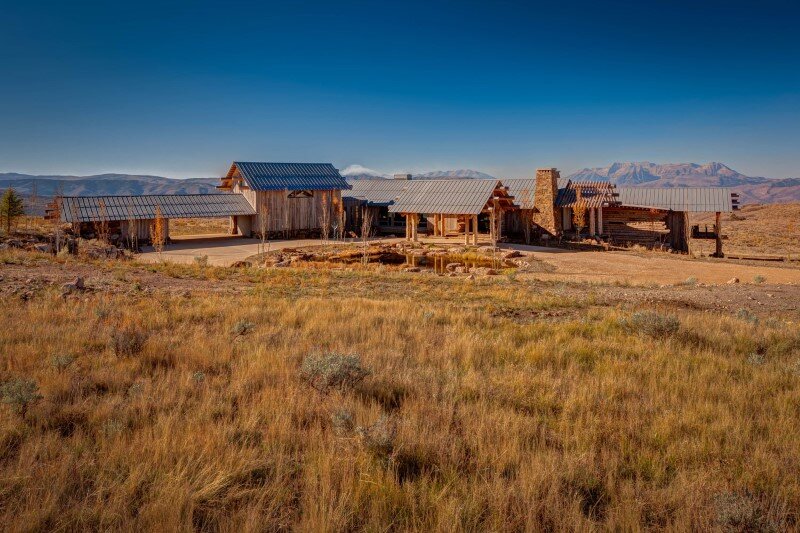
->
(603, 207, 670, 247)
(234, 182, 341, 236)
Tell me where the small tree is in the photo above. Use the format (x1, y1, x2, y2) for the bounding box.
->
(572, 188, 587, 238)
(258, 206, 270, 256)
(319, 191, 331, 245)
(150, 205, 166, 257)
(0, 188, 25, 235)
(360, 206, 374, 266)
(0, 378, 43, 418)
(94, 199, 110, 243)
(519, 187, 535, 245)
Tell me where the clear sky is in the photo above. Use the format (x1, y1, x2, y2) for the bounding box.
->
(1, 0, 798, 179)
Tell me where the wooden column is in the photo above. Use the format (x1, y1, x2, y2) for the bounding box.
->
(440, 214, 446, 237)
(463, 215, 469, 245)
(412, 214, 419, 242)
(472, 214, 478, 245)
(405, 215, 410, 240)
(714, 211, 723, 257)
(589, 208, 596, 236)
(598, 207, 603, 236)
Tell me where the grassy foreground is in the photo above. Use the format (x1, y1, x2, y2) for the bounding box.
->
(1, 265, 799, 531)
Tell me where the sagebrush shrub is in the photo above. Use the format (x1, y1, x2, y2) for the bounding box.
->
(330, 409, 355, 436)
(625, 312, 680, 338)
(111, 328, 148, 356)
(357, 415, 396, 458)
(231, 320, 255, 338)
(50, 354, 76, 372)
(0, 378, 43, 417)
(301, 352, 370, 393)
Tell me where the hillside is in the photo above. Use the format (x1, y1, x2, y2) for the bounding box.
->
(2, 248, 800, 529)
(0, 173, 219, 197)
(692, 203, 800, 258)
(569, 162, 800, 204)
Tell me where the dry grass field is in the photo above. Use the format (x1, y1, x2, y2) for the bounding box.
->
(692, 203, 800, 258)
(171, 217, 231, 236)
(1, 250, 800, 530)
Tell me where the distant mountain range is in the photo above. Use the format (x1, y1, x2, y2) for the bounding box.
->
(568, 162, 800, 204)
(0, 173, 219, 198)
(2, 162, 797, 206)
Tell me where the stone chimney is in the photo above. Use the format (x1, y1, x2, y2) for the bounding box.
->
(532, 168, 562, 236)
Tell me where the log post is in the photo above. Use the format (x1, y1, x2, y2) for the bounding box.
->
(589, 208, 596, 236)
(405, 214, 410, 240)
(714, 211, 723, 257)
(598, 207, 603, 236)
(412, 214, 419, 242)
(463, 215, 469, 245)
(472, 214, 478, 245)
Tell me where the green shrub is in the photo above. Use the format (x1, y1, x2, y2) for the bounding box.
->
(301, 352, 370, 393)
(625, 311, 680, 338)
(0, 378, 43, 417)
(193, 255, 209, 267)
(111, 328, 148, 356)
(330, 409, 355, 436)
(50, 354, 76, 372)
(754, 275, 766, 284)
(231, 320, 255, 338)
(357, 415, 396, 458)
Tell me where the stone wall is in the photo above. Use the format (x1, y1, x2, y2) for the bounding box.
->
(532, 168, 562, 236)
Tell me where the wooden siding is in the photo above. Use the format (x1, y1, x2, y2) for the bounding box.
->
(234, 180, 341, 236)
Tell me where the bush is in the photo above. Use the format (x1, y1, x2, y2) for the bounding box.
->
(231, 320, 255, 338)
(683, 276, 697, 286)
(330, 408, 355, 436)
(754, 275, 766, 284)
(193, 255, 209, 267)
(625, 311, 680, 338)
(357, 415, 396, 458)
(0, 378, 43, 417)
(50, 354, 76, 372)
(111, 328, 148, 356)
(301, 352, 370, 393)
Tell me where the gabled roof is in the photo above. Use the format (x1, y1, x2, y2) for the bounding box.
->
(388, 179, 512, 215)
(343, 179, 410, 206)
(556, 181, 617, 208)
(225, 162, 350, 191)
(616, 187, 737, 212)
(52, 194, 256, 223)
(499, 176, 572, 209)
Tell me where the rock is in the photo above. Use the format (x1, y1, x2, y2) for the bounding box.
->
(273, 261, 290, 268)
(466, 274, 475, 280)
(477, 246, 495, 253)
(472, 267, 498, 276)
(230, 261, 252, 268)
(454, 266, 467, 274)
(403, 267, 421, 272)
(727, 277, 740, 284)
(61, 277, 85, 295)
(33, 243, 53, 254)
(502, 250, 522, 259)
(445, 262, 462, 271)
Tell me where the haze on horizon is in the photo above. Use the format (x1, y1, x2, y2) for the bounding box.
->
(1, 0, 798, 180)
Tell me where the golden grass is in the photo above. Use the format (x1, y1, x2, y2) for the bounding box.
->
(692, 203, 800, 258)
(170, 217, 231, 236)
(1, 264, 800, 530)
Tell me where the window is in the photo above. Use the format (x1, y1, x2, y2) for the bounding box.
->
(288, 190, 313, 198)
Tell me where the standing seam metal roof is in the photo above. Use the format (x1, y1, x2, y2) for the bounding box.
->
(388, 179, 503, 215)
(616, 187, 734, 212)
(555, 181, 617, 208)
(229, 162, 351, 191)
(343, 179, 411, 206)
(57, 194, 256, 223)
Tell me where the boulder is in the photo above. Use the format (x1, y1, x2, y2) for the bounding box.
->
(445, 262, 462, 271)
(33, 243, 53, 254)
(273, 261, 290, 268)
(403, 266, 421, 273)
(230, 261, 252, 268)
(727, 277, 740, 284)
(472, 267, 498, 276)
(61, 277, 85, 295)
(502, 250, 522, 259)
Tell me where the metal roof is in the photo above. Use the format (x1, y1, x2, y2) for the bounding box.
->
(56, 194, 256, 223)
(343, 179, 410, 206)
(500, 177, 572, 209)
(556, 181, 617, 208)
(228, 162, 350, 191)
(616, 187, 736, 212)
(388, 179, 503, 215)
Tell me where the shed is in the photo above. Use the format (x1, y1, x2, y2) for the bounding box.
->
(218, 162, 351, 238)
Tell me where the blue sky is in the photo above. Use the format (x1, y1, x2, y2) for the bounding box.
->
(1, 0, 798, 179)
